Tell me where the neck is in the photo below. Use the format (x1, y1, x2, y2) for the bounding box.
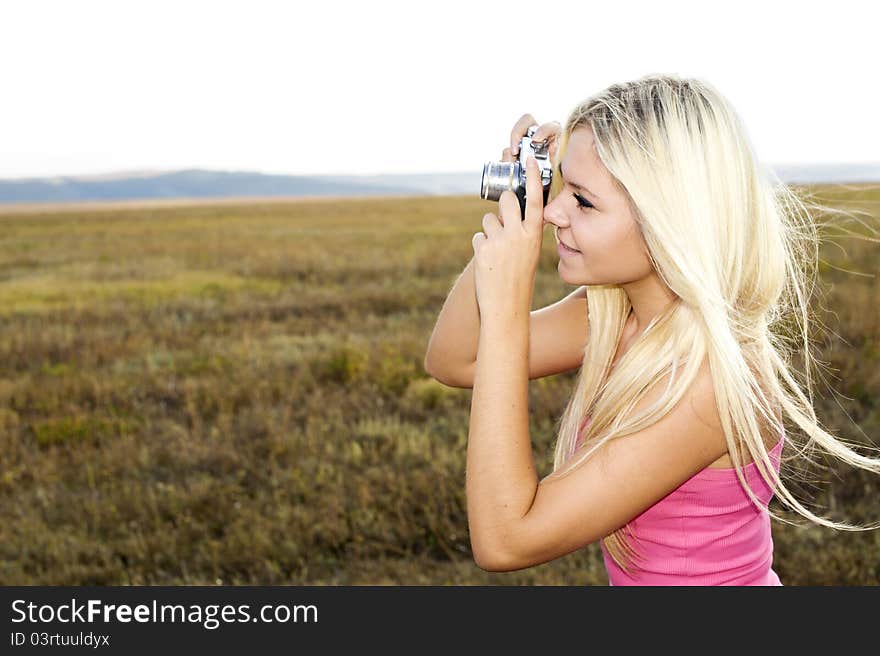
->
(622, 269, 678, 333)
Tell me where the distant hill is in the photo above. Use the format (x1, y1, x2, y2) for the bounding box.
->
(768, 162, 880, 184)
(0, 164, 877, 205)
(0, 169, 420, 204)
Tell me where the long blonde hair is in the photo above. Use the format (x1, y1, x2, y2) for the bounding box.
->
(547, 73, 880, 575)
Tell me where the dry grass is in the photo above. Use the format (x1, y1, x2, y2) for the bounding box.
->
(0, 187, 878, 585)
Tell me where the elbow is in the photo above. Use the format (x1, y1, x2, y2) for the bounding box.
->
(471, 540, 520, 573)
(473, 552, 520, 573)
(423, 356, 453, 386)
(472, 548, 501, 572)
(423, 357, 474, 389)
(423, 357, 441, 384)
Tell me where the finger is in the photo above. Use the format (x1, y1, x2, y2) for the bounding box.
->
(498, 190, 522, 227)
(482, 212, 503, 235)
(510, 113, 538, 153)
(531, 120, 562, 144)
(524, 156, 543, 230)
(501, 146, 515, 163)
(472, 231, 487, 250)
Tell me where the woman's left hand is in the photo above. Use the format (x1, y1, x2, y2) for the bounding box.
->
(471, 155, 545, 317)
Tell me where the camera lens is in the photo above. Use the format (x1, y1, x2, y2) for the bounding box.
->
(480, 161, 519, 202)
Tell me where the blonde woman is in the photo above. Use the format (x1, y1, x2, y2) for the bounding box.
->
(424, 73, 880, 585)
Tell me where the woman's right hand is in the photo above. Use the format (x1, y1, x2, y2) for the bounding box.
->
(500, 113, 562, 164)
(491, 114, 561, 227)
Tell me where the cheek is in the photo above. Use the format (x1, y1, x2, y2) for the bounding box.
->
(572, 216, 631, 252)
(575, 217, 648, 263)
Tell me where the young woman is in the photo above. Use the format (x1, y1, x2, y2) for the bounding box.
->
(423, 73, 880, 585)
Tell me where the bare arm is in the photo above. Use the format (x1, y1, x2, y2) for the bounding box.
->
(424, 274, 588, 388)
(423, 256, 481, 384)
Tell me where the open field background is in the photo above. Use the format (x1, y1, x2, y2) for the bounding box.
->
(0, 186, 878, 585)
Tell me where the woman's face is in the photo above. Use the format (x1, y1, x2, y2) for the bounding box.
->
(543, 126, 654, 286)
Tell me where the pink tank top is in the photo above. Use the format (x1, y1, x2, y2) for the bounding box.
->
(576, 416, 785, 586)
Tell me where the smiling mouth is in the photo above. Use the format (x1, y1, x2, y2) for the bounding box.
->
(560, 241, 580, 253)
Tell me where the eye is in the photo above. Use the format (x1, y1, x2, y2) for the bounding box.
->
(573, 192, 594, 211)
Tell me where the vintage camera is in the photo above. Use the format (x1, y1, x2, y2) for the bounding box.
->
(480, 125, 553, 219)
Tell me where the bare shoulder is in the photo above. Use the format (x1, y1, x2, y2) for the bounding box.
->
(611, 355, 727, 467)
(683, 357, 724, 433)
(623, 356, 723, 433)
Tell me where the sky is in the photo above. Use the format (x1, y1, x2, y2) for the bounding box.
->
(1, 0, 878, 180)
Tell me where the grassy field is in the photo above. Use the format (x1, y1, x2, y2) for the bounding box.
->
(0, 187, 878, 585)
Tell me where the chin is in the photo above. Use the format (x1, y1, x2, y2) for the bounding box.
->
(558, 262, 598, 287)
(557, 264, 581, 286)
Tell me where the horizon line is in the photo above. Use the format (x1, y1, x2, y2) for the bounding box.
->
(4, 180, 879, 216)
(3, 160, 880, 183)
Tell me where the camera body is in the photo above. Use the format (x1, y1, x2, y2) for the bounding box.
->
(480, 125, 553, 219)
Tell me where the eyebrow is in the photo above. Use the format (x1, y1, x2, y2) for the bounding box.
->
(558, 161, 599, 199)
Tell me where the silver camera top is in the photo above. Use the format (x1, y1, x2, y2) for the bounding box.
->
(480, 124, 554, 218)
(524, 125, 551, 161)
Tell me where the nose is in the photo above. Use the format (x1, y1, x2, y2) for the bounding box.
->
(542, 193, 571, 230)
